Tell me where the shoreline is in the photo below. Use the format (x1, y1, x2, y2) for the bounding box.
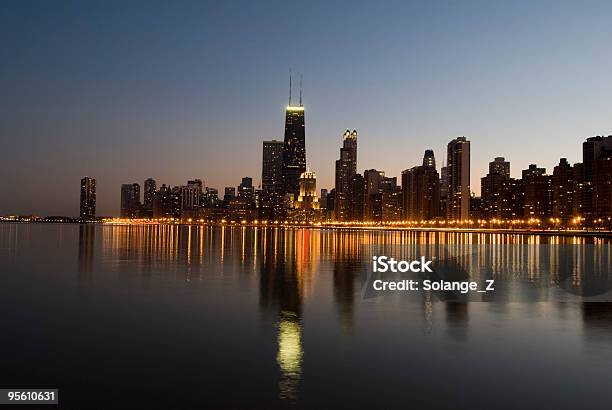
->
(2, 220, 612, 238)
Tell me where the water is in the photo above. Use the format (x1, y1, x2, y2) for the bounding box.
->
(1, 223, 612, 409)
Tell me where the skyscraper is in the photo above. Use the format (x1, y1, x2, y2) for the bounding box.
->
(79, 177, 96, 220)
(401, 150, 440, 221)
(295, 171, 319, 211)
(262, 140, 284, 218)
(522, 164, 552, 219)
(481, 157, 510, 219)
(446, 137, 470, 221)
(143, 178, 157, 209)
(552, 158, 575, 222)
(334, 129, 358, 221)
(120, 183, 140, 218)
(282, 77, 306, 201)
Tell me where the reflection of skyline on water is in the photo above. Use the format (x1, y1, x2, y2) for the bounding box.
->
(3, 223, 612, 406)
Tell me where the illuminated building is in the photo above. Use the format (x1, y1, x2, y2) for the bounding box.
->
(120, 183, 140, 218)
(401, 150, 440, 221)
(446, 137, 470, 220)
(582, 135, 612, 221)
(295, 171, 319, 210)
(334, 129, 358, 221)
(282, 76, 306, 201)
(498, 178, 524, 219)
(481, 157, 510, 219)
(238, 177, 254, 203)
(552, 158, 575, 222)
(79, 176, 96, 221)
(262, 140, 284, 218)
(522, 164, 552, 219)
(143, 178, 157, 209)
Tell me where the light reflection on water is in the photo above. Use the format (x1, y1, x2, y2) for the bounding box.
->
(1, 223, 612, 409)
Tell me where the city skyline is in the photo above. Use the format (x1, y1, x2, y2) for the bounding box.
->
(3, 2, 612, 216)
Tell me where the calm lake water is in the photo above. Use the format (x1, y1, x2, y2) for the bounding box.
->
(1, 223, 612, 409)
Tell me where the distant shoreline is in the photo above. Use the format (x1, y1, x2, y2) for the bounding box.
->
(2, 220, 612, 238)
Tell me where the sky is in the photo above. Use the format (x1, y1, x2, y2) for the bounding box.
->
(2, 0, 612, 216)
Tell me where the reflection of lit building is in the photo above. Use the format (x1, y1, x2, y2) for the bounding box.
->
(276, 310, 303, 400)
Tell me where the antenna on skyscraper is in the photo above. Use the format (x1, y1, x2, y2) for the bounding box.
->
(289, 69, 292, 105)
(299, 74, 303, 106)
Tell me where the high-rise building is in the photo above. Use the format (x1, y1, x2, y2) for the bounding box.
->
(79, 177, 96, 220)
(499, 178, 524, 219)
(401, 150, 440, 221)
(120, 183, 140, 218)
(552, 158, 575, 222)
(334, 130, 358, 221)
(348, 174, 365, 221)
(187, 179, 203, 209)
(489, 157, 510, 177)
(262, 140, 284, 217)
(440, 166, 448, 218)
(481, 157, 510, 219)
(295, 171, 319, 211)
(282, 79, 306, 201)
(224, 187, 236, 202)
(364, 169, 385, 222)
(522, 164, 552, 219)
(238, 177, 254, 203)
(446, 137, 470, 221)
(582, 135, 612, 222)
(319, 189, 328, 209)
(143, 178, 157, 209)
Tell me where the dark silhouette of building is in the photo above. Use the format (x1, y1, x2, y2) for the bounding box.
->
(440, 165, 448, 218)
(262, 140, 284, 219)
(143, 178, 156, 208)
(282, 81, 306, 201)
(446, 137, 470, 221)
(348, 174, 365, 221)
(79, 176, 96, 221)
(141, 178, 156, 218)
(319, 189, 328, 210)
(582, 136, 612, 221)
(334, 129, 358, 221)
(401, 150, 441, 221)
(120, 183, 140, 218)
(522, 164, 552, 219)
(364, 169, 384, 222)
(224, 187, 236, 202)
(552, 158, 575, 222)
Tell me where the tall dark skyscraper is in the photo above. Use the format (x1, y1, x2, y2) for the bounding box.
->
(282, 77, 306, 201)
(120, 183, 140, 218)
(446, 137, 470, 221)
(334, 129, 358, 221)
(143, 178, 157, 209)
(261, 140, 284, 219)
(401, 150, 440, 221)
(79, 176, 96, 220)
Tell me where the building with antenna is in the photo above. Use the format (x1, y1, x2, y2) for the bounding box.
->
(282, 73, 306, 205)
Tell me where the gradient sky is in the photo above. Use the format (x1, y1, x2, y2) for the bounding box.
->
(2, 0, 612, 216)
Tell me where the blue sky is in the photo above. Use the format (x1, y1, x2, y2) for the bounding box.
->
(2, 0, 612, 215)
